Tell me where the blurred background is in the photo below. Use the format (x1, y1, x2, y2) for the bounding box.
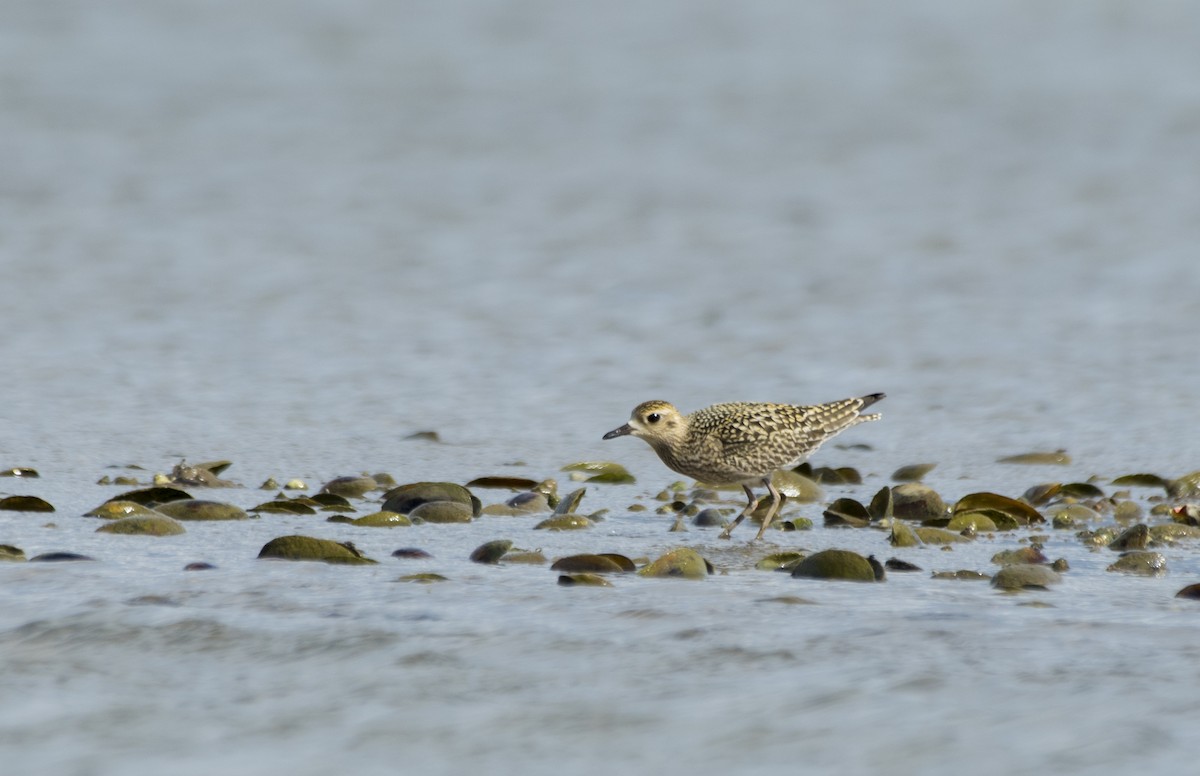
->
(3, 0, 1198, 481)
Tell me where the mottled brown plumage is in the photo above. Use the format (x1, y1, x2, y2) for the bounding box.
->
(604, 393, 884, 539)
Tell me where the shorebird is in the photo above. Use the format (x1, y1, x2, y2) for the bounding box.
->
(603, 393, 884, 539)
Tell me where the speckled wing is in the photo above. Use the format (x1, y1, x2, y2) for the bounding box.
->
(705, 399, 872, 473)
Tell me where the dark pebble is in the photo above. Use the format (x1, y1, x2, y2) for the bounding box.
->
(30, 552, 94, 562)
(184, 562, 217, 571)
(392, 548, 433, 559)
(885, 558, 923, 572)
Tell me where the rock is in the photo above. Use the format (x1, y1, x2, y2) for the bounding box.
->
(755, 552, 807, 572)
(991, 565, 1061, 590)
(319, 475, 378, 499)
(991, 547, 1048, 566)
(551, 554, 631, 573)
(1108, 524, 1149, 551)
(409, 501, 473, 524)
(96, 515, 186, 536)
(381, 482, 480, 516)
(107, 486, 193, 507)
(257, 535, 377, 565)
(891, 463, 937, 482)
(469, 540, 513, 564)
(30, 552, 94, 562)
(0, 545, 26, 562)
(349, 511, 413, 527)
(1106, 552, 1167, 576)
(1174, 583, 1200, 600)
(155, 499, 249, 521)
(85, 501, 162, 520)
(391, 548, 433, 559)
(558, 573, 613, 587)
(790, 549, 880, 582)
(914, 526, 971, 544)
(0, 495, 55, 513)
(637, 548, 712, 579)
(891, 484, 947, 521)
(534, 515, 593, 531)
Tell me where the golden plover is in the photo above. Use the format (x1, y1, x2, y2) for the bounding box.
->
(603, 393, 885, 539)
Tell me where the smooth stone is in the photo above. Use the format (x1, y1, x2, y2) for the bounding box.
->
(534, 514, 594, 531)
(96, 515, 186, 536)
(946, 512, 998, 532)
(557, 573, 613, 587)
(0, 495, 55, 513)
(257, 535, 377, 565)
(396, 573, 448, 583)
(319, 475, 377, 499)
(991, 565, 1062, 590)
(409, 501, 473, 524)
(755, 552, 807, 572)
(889, 521, 922, 547)
(551, 554, 627, 573)
(349, 511, 413, 527)
(85, 501, 161, 520)
(469, 539, 513, 564)
(884, 558, 922, 572)
(155, 499, 249, 521)
(914, 526, 971, 544)
(891, 463, 937, 482)
(381, 482, 480, 516)
(1150, 523, 1200, 543)
(932, 570, 990, 581)
(0, 544, 27, 562)
(790, 549, 879, 582)
(637, 548, 711, 580)
(1174, 583, 1200, 600)
(1106, 551, 1167, 576)
(30, 552, 94, 562)
(106, 486, 193, 506)
(1108, 524, 1149, 551)
(891, 484, 947, 521)
(184, 562, 216, 571)
(391, 547, 433, 559)
(991, 547, 1048, 566)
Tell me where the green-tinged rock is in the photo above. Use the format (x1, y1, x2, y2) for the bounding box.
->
(892, 463, 936, 482)
(409, 501, 473, 524)
(318, 475, 377, 498)
(932, 570, 990, 581)
(991, 565, 1062, 590)
(469, 540, 513, 564)
(96, 515, 186, 536)
(805, 465, 862, 485)
(553, 487, 587, 516)
(562, 462, 634, 484)
(638, 548, 711, 579)
(997, 450, 1071, 465)
(692, 508, 727, 527)
(1059, 482, 1105, 499)
(1, 467, 38, 478)
(350, 511, 413, 527)
(1077, 527, 1119, 546)
(85, 501, 161, 520)
(558, 573, 613, 587)
(258, 535, 377, 565)
(946, 512, 998, 532)
(1022, 483, 1062, 506)
(396, 573, 447, 583)
(991, 547, 1048, 566)
(108, 486, 193, 506)
(1150, 523, 1200, 543)
(381, 482, 480, 516)
(915, 526, 971, 544)
(1113, 500, 1142, 522)
(466, 476, 540, 490)
(954, 492, 1043, 526)
(755, 551, 808, 571)
(889, 521, 922, 548)
(311, 493, 353, 509)
(249, 500, 317, 515)
(790, 549, 880, 582)
(885, 558, 922, 572)
(534, 514, 594, 531)
(1174, 583, 1200, 600)
(772, 470, 823, 502)
(782, 517, 813, 531)
(502, 549, 548, 564)
(1112, 473, 1169, 490)
(0, 545, 26, 562)
(481, 491, 551, 516)
(1168, 471, 1200, 500)
(549, 554, 628, 573)
(891, 484, 947, 521)
(156, 499, 249, 521)
(31, 552, 94, 562)
(1107, 551, 1167, 576)
(1051, 504, 1102, 529)
(823, 498, 871, 528)
(1108, 524, 1149, 551)
(0, 495, 54, 513)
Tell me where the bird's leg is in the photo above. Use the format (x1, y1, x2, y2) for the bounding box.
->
(753, 475, 782, 540)
(719, 484, 760, 539)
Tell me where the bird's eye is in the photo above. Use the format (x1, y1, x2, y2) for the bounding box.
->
(646, 413, 661, 424)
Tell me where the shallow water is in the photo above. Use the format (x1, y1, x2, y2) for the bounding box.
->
(4, 1, 1200, 774)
